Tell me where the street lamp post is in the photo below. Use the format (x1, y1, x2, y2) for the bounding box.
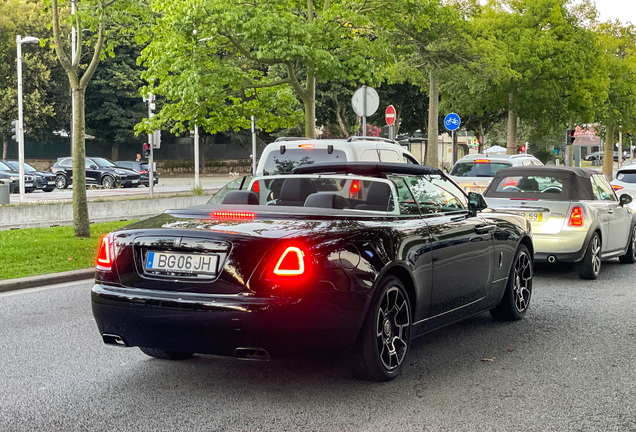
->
(16, 35, 40, 203)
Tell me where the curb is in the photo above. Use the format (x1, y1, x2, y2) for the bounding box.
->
(0, 268, 95, 293)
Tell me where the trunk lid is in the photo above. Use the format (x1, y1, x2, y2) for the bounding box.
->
(485, 197, 573, 234)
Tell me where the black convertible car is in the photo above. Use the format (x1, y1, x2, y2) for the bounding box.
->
(92, 163, 534, 381)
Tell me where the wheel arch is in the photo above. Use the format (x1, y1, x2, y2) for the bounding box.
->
(519, 235, 534, 260)
(377, 263, 417, 314)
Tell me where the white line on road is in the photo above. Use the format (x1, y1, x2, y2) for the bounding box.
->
(0, 278, 93, 298)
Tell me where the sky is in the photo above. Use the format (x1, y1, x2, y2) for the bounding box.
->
(587, 0, 636, 24)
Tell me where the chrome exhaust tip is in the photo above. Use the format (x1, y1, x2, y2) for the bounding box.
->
(234, 347, 271, 361)
(547, 255, 557, 263)
(102, 334, 128, 347)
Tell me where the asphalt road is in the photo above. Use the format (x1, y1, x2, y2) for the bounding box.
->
(1, 262, 635, 431)
(8, 175, 235, 204)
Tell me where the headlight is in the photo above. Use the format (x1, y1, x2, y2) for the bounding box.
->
(9, 176, 15, 180)
(115, 169, 126, 175)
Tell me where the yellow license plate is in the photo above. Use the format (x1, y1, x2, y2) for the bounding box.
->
(513, 212, 542, 222)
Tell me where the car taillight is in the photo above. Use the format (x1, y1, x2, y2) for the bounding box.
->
(139, 170, 148, 175)
(273, 247, 305, 276)
(96, 234, 113, 270)
(568, 207, 584, 227)
(298, 144, 314, 148)
(350, 180, 360, 199)
(251, 180, 260, 194)
(612, 184, 623, 191)
(211, 211, 255, 220)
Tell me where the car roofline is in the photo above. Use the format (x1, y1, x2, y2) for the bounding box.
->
(292, 162, 442, 176)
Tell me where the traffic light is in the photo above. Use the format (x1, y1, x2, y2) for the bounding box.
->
(10, 120, 18, 141)
(143, 143, 150, 158)
(566, 129, 575, 145)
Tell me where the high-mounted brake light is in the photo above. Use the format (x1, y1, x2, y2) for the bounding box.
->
(298, 144, 314, 148)
(474, 159, 490, 163)
(211, 211, 255, 220)
(96, 234, 112, 270)
(350, 179, 360, 198)
(273, 246, 305, 276)
(612, 184, 624, 191)
(568, 206, 584, 227)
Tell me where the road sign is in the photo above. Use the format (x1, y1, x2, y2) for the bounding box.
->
(444, 113, 461, 131)
(351, 86, 379, 117)
(385, 105, 396, 126)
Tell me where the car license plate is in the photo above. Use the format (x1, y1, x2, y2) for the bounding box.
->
(25, 183, 33, 187)
(47, 181, 55, 185)
(513, 211, 542, 221)
(132, 179, 139, 183)
(145, 251, 218, 275)
(466, 187, 485, 193)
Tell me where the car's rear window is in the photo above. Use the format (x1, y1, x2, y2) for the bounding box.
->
(494, 176, 564, 194)
(617, 170, 636, 183)
(450, 161, 511, 177)
(261, 149, 347, 175)
(140, 163, 149, 171)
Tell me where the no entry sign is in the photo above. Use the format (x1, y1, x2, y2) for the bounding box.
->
(385, 105, 396, 126)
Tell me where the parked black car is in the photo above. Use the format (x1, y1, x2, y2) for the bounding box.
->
(0, 161, 36, 193)
(92, 162, 534, 381)
(51, 157, 141, 189)
(2, 160, 56, 192)
(115, 161, 158, 187)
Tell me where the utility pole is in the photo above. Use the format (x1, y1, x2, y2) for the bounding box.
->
(144, 93, 156, 197)
(251, 116, 257, 175)
(194, 125, 200, 188)
(70, 1, 76, 156)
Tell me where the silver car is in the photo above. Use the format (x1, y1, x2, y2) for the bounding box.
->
(611, 163, 636, 211)
(450, 154, 543, 195)
(483, 166, 636, 279)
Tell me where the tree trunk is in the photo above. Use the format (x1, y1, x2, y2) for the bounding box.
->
(2, 133, 7, 160)
(506, 90, 517, 155)
(111, 143, 119, 161)
(333, 98, 349, 138)
(72, 88, 90, 237)
(426, 69, 439, 168)
(603, 125, 615, 179)
(304, 73, 316, 138)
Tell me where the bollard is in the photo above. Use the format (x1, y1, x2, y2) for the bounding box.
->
(0, 180, 9, 204)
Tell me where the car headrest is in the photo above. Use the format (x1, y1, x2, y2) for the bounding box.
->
(221, 191, 259, 205)
(304, 193, 350, 210)
(366, 182, 392, 205)
(279, 178, 318, 202)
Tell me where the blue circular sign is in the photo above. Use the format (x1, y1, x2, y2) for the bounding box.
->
(444, 113, 461, 131)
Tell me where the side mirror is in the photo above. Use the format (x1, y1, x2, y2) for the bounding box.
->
(468, 192, 488, 216)
(620, 193, 633, 207)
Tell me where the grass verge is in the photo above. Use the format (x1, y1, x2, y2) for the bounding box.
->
(0, 220, 137, 281)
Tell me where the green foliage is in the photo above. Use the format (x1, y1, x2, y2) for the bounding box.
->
(0, 220, 135, 280)
(191, 184, 204, 196)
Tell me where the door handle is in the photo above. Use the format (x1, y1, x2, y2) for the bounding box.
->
(474, 224, 496, 234)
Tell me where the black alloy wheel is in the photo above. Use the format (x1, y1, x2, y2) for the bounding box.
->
(491, 244, 533, 321)
(55, 174, 68, 189)
(350, 276, 412, 381)
(139, 347, 194, 360)
(101, 175, 116, 189)
(576, 232, 601, 280)
(619, 226, 636, 264)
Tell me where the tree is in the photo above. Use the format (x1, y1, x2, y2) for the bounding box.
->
(0, 0, 66, 159)
(46, 0, 146, 237)
(137, 0, 392, 140)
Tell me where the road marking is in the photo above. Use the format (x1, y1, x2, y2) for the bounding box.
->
(0, 278, 93, 298)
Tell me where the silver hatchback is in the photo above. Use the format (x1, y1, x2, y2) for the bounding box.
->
(483, 166, 636, 279)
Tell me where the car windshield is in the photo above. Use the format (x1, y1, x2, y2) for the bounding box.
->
(261, 148, 347, 175)
(0, 161, 14, 171)
(140, 163, 149, 171)
(5, 161, 36, 172)
(493, 176, 564, 195)
(450, 161, 512, 177)
(617, 170, 636, 184)
(90, 158, 116, 167)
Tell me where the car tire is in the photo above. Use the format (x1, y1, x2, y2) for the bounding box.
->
(619, 225, 636, 264)
(101, 175, 116, 189)
(490, 244, 533, 321)
(349, 276, 412, 381)
(43, 187, 55, 192)
(139, 347, 194, 360)
(576, 232, 602, 280)
(132, 184, 140, 188)
(55, 174, 68, 189)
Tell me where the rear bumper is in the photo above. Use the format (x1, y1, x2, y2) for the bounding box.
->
(532, 230, 588, 262)
(91, 283, 367, 358)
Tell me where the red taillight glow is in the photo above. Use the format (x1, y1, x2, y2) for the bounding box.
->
(273, 246, 305, 276)
(474, 159, 490, 163)
(568, 206, 584, 227)
(251, 181, 260, 193)
(612, 184, 624, 191)
(96, 235, 112, 269)
(211, 211, 255, 220)
(298, 144, 314, 148)
(350, 180, 360, 198)
(139, 170, 148, 175)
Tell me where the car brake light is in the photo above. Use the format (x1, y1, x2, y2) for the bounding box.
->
(139, 170, 148, 175)
(612, 184, 623, 191)
(474, 159, 490, 163)
(251, 180, 260, 193)
(568, 207, 584, 227)
(211, 211, 255, 220)
(96, 234, 112, 270)
(298, 144, 314, 148)
(350, 180, 360, 198)
(273, 246, 305, 276)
